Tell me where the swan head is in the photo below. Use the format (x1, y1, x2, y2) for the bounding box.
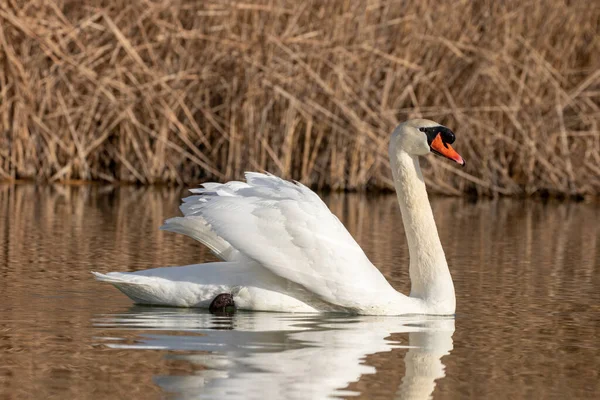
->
(391, 119, 465, 166)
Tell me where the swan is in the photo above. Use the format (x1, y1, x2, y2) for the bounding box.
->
(94, 119, 465, 315)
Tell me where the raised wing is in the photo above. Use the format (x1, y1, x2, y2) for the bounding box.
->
(180, 172, 400, 311)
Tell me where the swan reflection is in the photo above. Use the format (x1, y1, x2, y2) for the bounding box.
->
(94, 308, 454, 399)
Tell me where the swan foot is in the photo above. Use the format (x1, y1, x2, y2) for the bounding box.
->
(209, 293, 236, 315)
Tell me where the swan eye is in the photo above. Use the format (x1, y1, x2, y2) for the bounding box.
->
(443, 130, 456, 144)
(419, 127, 427, 132)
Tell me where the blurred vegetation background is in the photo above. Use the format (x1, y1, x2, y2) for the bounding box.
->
(0, 0, 598, 196)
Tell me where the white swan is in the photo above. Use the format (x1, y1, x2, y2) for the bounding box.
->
(94, 119, 465, 315)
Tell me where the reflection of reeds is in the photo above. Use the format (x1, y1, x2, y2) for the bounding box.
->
(0, 185, 599, 398)
(0, 1, 598, 195)
(0, 185, 209, 399)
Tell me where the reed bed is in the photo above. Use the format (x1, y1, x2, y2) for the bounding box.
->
(0, 0, 598, 195)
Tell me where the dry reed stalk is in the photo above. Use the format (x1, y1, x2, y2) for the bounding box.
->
(0, 0, 598, 196)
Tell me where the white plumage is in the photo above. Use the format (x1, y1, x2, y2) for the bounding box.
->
(95, 119, 463, 315)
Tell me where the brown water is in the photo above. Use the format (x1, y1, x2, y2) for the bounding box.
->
(0, 185, 599, 399)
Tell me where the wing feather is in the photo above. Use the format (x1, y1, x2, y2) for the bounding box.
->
(182, 172, 399, 310)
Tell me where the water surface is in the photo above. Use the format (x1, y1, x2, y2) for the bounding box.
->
(0, 185, 598, 399)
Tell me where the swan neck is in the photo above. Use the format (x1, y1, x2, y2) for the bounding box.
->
(390, 147, 455, 308)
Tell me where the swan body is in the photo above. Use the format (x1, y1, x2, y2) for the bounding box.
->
(94, 119, 465, 315)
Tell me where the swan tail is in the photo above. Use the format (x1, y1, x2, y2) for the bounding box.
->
(93, 271, 171, 306)
(160, 216, 235, 261)
(93, 264, 319, 312)
(92, 268, 234, 307)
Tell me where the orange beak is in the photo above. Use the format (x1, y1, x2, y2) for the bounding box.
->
(430, 133, 465, 166)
